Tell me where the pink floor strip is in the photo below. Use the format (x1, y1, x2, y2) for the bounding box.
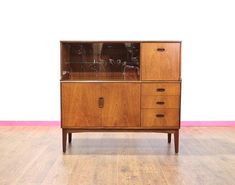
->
(0, 121, 235, 126)
(0, 121, 60, 126)
(181, 121, 235, 127)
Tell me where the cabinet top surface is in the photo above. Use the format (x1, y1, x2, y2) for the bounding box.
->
(60, 40, 182, 43)
(60, 80, 182, 83)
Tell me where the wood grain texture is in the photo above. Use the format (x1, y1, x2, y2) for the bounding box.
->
(142, 82, 180, 96)
(61, 83, 102, 127)
(101, 83, 140, 127)
(141, 43, 180, 80)
(141, 95, 180, 108)
(141, 109, 179, 128)
(1, 127, 235, 185)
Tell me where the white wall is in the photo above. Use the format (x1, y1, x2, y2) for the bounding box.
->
(0, 0, 234, 121)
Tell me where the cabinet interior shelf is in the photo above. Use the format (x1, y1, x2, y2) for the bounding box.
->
(64, 72, 139, 81)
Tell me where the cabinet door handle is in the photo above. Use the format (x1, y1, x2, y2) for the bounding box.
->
(156, 101, 165, 105)
(98, 97, 104, 108)
(156, 88, 165, 92)
(156, 48, 165, 52)
(156, 114, 164, 118)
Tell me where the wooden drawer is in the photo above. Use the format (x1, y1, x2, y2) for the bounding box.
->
(142, 83, 180, 96)
(141, 42, 180, 80)
(142, 95, 179, 108)
(141, 109, 179, 127)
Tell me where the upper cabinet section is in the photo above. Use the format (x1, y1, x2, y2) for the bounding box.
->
(141, 42, 181, 80)
(61, 42, 140, 81)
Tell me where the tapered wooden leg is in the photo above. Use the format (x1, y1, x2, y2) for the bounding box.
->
(168, 133, 171, 143)
(68, 133, 72, 143)
(62, 129, 67, 153)
(174, 130, 179, 154)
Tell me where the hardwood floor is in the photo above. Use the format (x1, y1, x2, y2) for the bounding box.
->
(0, 127, 235, 185)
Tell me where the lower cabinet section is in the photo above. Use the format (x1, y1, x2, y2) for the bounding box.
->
(61, 82, 181, 153)
(62, 82, 140, 128)
(62, 82, 180, 128)
(141, 109, 180, 127)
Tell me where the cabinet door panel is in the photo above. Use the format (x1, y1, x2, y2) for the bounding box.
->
(61, 83, 101, 127)
(102, 83, 140, 127)
(141, 43, 180, 80)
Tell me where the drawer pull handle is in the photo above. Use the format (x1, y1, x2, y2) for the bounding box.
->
(156, 101, 165, 105)
(98, 97, 104, 108)
(156, 114, 164, 118)
(156, 48, 165, 52)
(156, 88, 165, 92)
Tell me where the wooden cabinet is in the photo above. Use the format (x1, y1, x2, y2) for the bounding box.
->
(61, 41, 181, 153)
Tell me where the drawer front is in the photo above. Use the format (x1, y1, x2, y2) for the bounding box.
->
(142, 96, 179, 108)
(141, 42, 180, 80)
(141, 109, 179, 127)
(142, 83, 180, 96)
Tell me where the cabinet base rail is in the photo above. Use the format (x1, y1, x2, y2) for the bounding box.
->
(62, 128, 179, 154)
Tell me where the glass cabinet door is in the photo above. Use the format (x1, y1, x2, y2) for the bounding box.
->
(61, 42, 140, 81)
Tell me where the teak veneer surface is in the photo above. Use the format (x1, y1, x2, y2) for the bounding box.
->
(62, 83, 102, 127)
(141, 109, 180, 127)
(141, 43, 180, 80)
(141, 95, 180, 109)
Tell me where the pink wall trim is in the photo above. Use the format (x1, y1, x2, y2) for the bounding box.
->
(0, 121, 60, 126)
(181, 121, 235, 127)
(0, 121, 235, 126)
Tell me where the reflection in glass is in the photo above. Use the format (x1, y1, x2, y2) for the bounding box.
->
(61, 42, 140, 80)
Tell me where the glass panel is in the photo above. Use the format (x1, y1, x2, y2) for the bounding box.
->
(61, 42, 140, 80)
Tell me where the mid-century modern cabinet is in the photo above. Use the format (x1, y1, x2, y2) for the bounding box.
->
(60, 41, 181, 153)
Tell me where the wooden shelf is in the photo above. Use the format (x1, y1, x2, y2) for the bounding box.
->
(63, 72, 139, 81)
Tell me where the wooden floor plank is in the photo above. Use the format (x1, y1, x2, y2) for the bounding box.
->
(0, 127, 235, 185)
